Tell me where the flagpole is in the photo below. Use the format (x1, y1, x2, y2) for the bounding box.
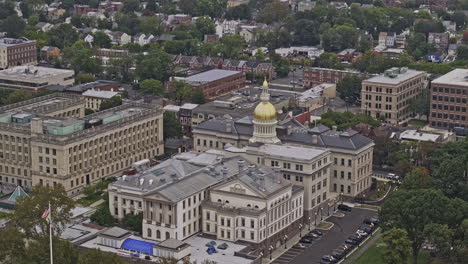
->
(49, 202, 53, 264)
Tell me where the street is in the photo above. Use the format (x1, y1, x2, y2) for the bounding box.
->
(272, 208, 378, 264)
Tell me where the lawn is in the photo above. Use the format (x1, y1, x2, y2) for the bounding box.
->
(353, 237, 431, 264)
(366, 181, 390, 201)
(76, 191, 106, 206)
(408, 119, 428, 127)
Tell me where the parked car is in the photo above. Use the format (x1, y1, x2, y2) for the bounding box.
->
(345, 239, 359, 245)
(338, 204, 352, 212)
(294, 243, 307, 249)
(144, 256, 151, 260)
(321, 255, 337, 263)
(369, 217, 380, 225)
(300, 237, 313, 244)
(359, 225, 373, 233)
(332, 250, 346, 260)
(205, 241, 216, 247)
(349, 235, 362, 242)
(217, 243, 228, 250)
(311, 230, 323, 236)
(306, 231, 320, 238)
(338, 244, 351, 253)
(356, 230, 369, 237)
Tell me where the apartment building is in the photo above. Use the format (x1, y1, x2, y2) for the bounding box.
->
(430, 69, 468, 130)
(0, 66, 75, 92)
(302, 67, 369, 88)
(361, 67, 427, 124)
(82, 89, 119, 111)
(108, 152, 304, 255)
(0, 93, 163, 196)
(0, 38, 37, 69)
(172, 69, 245, 100)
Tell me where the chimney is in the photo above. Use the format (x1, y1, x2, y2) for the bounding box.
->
(275, 167, 282, 184)
(31, 118, 43, 134)
(237, 159, 245, 174)
(311, 134, 318, 144)
(332, 125, 337, 131)
(222, 167, 228, 181)
(258, 173, 266, 191)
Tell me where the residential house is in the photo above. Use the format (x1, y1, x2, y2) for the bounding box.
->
(133, 33, 154, 46)
(337, 49, 358, 62)
(35, 22, 53, 32)
(428, 33, 449, 52)
(378, 32, 396, 47)
(108, 32, 131, 45)
(99, 1, 124, 12)
(275, 46, 324, 59)
(48, 8, 66, 20)
(442, 21, 456, 32)
(40, 46, 60, 60)
(296, 0, 316, 12)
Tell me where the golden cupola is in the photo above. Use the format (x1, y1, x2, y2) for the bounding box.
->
(253, 78, 277, 121)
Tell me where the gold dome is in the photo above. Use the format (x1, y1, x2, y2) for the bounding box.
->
(254, 101, 276, 120)
(262, 78, 269, 89)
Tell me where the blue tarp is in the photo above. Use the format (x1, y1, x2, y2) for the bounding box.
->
(121, 238, 155, 255)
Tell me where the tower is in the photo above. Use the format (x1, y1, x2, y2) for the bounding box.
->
(249, 78, 281, 144)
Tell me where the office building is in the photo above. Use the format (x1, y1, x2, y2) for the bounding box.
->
(0, 66, 75, 92)
(302, 67, 369, 88)
(0, 93, 163, 196)
(430, 69, 468, 130)
(361, 67, 427, 124)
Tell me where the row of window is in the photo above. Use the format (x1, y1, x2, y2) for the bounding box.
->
(311, 192, 327, 207)
(431, 112, 467, 121)
(432, 96, 468, 104)
(431, 104, 467, 112)
(432, 86, 468, 95)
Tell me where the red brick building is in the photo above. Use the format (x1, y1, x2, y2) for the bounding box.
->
(302, 67, 369, 88)
(173, 69, 245, 100)
(430, 69, 468, 130)
(0, 38, 37, 70)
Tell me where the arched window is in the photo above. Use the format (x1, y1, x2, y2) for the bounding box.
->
(247, 204, 251, 207)
(255, 205, 259, 209)
(156, 230, 161, 239)
(217, 199, 222, 203)
(165, 232, 170, 240)
(147, 228, 152, 238)
(225, 200, 229, 204)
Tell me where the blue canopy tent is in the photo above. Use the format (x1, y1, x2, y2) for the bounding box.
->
(121, 238, 155, 255)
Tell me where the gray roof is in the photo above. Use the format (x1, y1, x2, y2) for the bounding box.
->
(196, 119, 374, 151)
(100, 227, 131, 238)
(364, 69, 425, 85)
(431, 69, 468, 87)
(183, 69, 241, 85)
(156, 238, 188, 250)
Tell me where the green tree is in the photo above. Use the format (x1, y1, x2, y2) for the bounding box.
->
(336, 75, 362, 104)
(49, 24, 79, 49)
(191, 88, 206, 104)
(400, 167, 431, 190)
(139, 16, 164, 36)
(4, 90, 33, 105)
(123, 0, 140, 12)
(257, 1, 289, 24)
(140, 79, 164, 95)
(382, 228, 412, 264)
(195, 16, 216, 38)
(93, 31, 112, 48)
(322, 25, 359, 52)
(78, 248, 129, 264)
(145, 0, 157, 12)
(293, 19, 321, 46)
(316, 52, 344, 70)
(194, 0, 227, 18)
(408, 86, 430, 121)
(135, 48, 172, 81)
(423, 224, 454, 259)
(75, 73, 96, 84)
(163, 111, 182, 140)
(219, 34, 247, 59)
(456, 45, 468, 60)
(90, 202, 115, 227)
(28, 235, 80, 264)
(0, 15, 26, 38)
(11, 185, 75, 237)
(0, 227, 27, 263)
(99, 96, 122, 111)
(169, 81, 192, 105)
(0, 1, 16, 19)
(122, 213, 143, 233)
(224, 4, 251, 20)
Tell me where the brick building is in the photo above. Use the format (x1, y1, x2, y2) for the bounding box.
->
(302, 67, 368, 88)
(173, 69, 245, 100)
(430, 69, 468, 130)
(0, 38, 37, 70)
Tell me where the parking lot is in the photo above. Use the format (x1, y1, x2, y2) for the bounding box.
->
(273, 208, 378, 264)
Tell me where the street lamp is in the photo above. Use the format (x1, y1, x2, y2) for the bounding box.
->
(320, 207, 323, 221)
(284, 235, 288, 249)
(299, 224, 303, 237)
(333, 199, 337, 211)
(269, 246, 274, 260)
(308, 217, 311, 231)
(340, 192, 344, 204)
(327, 203, 331, 216)
(314, 212, 317, 226)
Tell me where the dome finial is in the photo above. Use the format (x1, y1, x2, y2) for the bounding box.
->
(262, 77, 269, 89)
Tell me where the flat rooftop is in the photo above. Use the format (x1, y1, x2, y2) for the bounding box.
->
(183, 69, 241, 85)
(257, 144, 328, 161)
(432, 69, 468, 87)
(0, 96, 76, 114)
(298, 83, 334, 102)
(0, 66, 74, 82)
(364, 69, 425, 85)
(0, 38, 35, 46)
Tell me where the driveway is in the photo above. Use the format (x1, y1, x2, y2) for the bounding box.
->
(278, 208, 378, 264)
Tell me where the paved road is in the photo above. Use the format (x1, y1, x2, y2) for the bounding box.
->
(276, 208, 378, 264)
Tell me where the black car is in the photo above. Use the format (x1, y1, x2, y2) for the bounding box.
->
(311, 229, 323, 236)
(349, 235, 362, 242)
(144, 256, 151, 260)
(338, 204, 352, 212)
(359, 225, 373, 233)
(300, 237, 313, 244)
(363, 218, 373, 225)
(345, 239, 359, 245)
(369, 217, 380, 225)
(305, 231, 320, 239)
